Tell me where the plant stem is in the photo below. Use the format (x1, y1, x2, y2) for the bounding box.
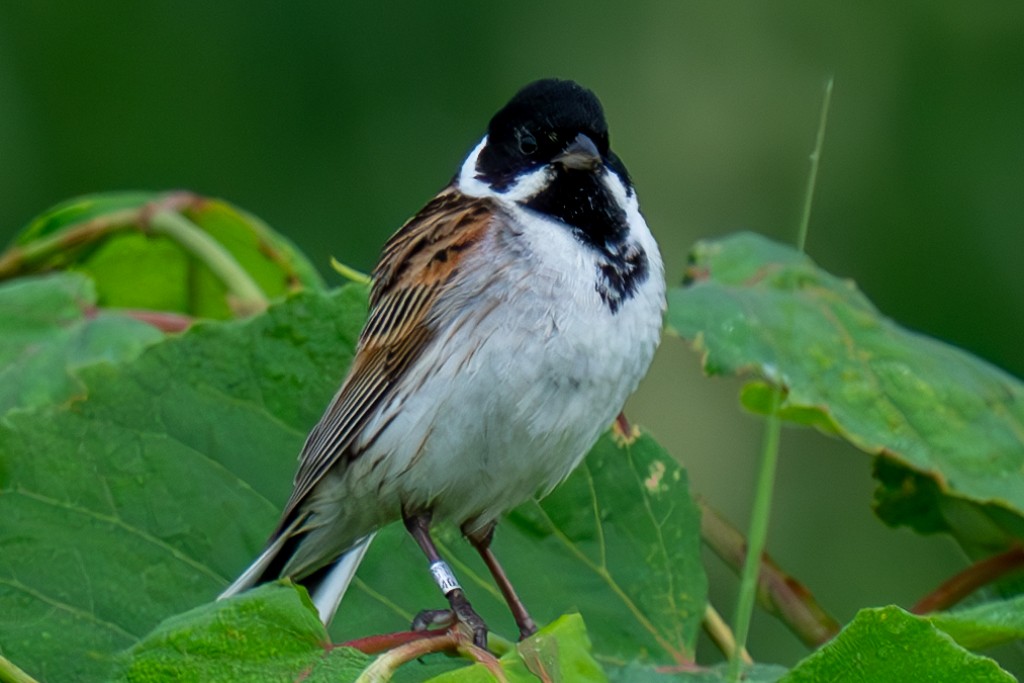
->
(796, 77, 833, 253)
(0, 208, 139, 279)
(0, 192, 269, 317)
(329, 256, 371, 285)
(0, 656, 40, 683)
(727, 388, 783, 681)
(340, 628, 449, 655)
(113, 308, 195, 333)
(912, 546, 1024, 614)
(701, 499, 840, 647)
(704, 603, 753, 664)
(727, 78, 834, 681)
(147, 210, 268, 315)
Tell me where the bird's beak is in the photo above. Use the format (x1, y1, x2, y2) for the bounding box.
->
(555, 133, 602, 171)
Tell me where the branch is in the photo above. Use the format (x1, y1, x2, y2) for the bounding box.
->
(912, 546, 1024, 614)
(700, 498, 841, 647)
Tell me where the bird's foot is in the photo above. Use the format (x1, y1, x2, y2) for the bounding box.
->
(411, 608, 456, 632)
(411, 589, 488, 649)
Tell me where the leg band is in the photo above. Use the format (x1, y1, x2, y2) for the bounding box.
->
(429, 560, 461, 595)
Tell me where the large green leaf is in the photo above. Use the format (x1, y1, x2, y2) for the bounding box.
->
(114, 583, 371, 682)
(0, 282, 704, 681)
(0, 272, 162, 417)
(0, 286, 367, 681)
(779, 606, 1014, 682)
(666, 232, 1024, 554)
(6, 192, 325, 318)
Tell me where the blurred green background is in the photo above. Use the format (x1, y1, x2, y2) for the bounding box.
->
(1, 1, 1021, 673)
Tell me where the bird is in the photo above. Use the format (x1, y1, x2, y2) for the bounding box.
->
(219, 78, 665, 648)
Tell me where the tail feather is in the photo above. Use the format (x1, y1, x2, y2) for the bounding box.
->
(219, 523, 376, 626)
(308, 533, 375, 624)
(218, 519, 300, 601)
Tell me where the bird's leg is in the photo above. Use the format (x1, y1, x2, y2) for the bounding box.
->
(404, 512, 489, 649)
(466, 523, 538, 640)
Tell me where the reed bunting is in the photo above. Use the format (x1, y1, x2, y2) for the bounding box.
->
(220, 78, 665, 647)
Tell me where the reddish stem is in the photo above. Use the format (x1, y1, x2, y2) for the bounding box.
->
(337, 628, 449, 655)
(912, 546, 1024, 614)
(115, 308, 194, 333)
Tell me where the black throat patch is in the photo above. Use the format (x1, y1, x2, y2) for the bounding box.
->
(523, 169, 649, 314)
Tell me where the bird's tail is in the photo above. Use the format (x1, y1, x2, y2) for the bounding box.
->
(218, 529, 376, 625)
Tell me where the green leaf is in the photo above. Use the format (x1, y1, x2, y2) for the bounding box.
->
(0, 286, 367, 682)
(666, 232, 1024, 550)
(113, 582, 371, 683)
(927, 594, 1024, 650)
(7, 192, 325, 318)
(425, 614, 606, 683)
(779, 606, 1015, 682)
(0, 272, 162, 417)
(605, 662, 787, 682)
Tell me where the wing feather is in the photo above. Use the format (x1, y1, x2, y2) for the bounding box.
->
(275, 189, 495, 528)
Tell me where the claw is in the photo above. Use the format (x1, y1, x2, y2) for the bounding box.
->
(411, 608, 456, 632)
(448, 588, 488, 649)
(411, 590, 489, 649)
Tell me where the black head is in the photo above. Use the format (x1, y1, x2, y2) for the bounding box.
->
(474, 79, 629, 192)
(467, 79, 635, 251)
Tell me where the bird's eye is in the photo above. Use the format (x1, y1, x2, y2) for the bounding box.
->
(517, 132, 538, 156)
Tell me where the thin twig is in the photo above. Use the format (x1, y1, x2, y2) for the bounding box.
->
(796, 77, 833, 253)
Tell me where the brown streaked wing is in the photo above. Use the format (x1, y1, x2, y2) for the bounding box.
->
(276, 189, 496, 527)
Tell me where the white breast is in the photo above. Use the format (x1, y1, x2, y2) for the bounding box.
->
(347, 194, 665, 534)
